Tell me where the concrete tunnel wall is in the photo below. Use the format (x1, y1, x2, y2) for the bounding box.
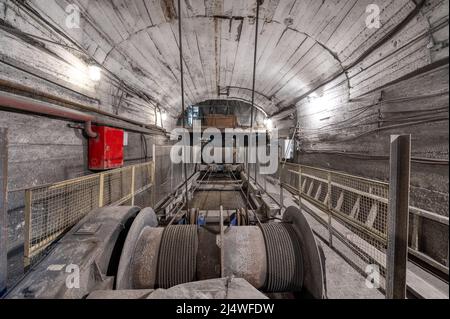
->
(270, 0, 449, 266)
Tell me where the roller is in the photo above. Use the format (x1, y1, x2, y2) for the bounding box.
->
(117, 206, 325, 298)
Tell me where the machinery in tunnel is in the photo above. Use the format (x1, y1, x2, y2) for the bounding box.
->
(0, 0, 448, 303)
(5, 121, 325, 299)
(5, 167, 326, 299)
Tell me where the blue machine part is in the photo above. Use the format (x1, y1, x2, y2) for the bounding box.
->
(197, 215, 206, 226)
(230, 213, 237, 226)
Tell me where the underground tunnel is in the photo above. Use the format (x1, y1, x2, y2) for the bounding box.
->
(0, 0, 448, 302)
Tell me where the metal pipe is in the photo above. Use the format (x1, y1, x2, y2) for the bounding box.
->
(0, 79, 166, 135)
(0, 91, 97, 138)
(83, 121, 97, 138)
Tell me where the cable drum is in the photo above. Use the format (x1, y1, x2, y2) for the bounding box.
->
(260, 223, 304, 292)
(156, 225, 198, 289)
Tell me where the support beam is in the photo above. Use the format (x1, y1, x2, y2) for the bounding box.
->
(386, 135, 411, 299)
(177, 0, 189, 213)
(0, 128, 7, 296)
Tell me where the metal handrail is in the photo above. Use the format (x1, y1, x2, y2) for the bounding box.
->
(23, 161, 155, 265)
(282, 162, 448, 226)
(278, 161, 449, 276)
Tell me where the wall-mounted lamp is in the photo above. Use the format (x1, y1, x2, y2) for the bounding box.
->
(264, 118, 273, 130)
(88, 65, 102, 81)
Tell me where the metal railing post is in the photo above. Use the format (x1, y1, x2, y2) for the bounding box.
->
(298, 165, 302, 211)
(24, 189, 32, 268)
(255, 155, 258, 186)
(280, 176, 284, 208)
(219, 205, 225, 278)
(264, 171, 267, 192)
(386, 135, 411, 299)
(327, 172, 333, 247)
(131, 166, 136, 206)
(447, 244, 449, 269)
(151, 160, 156, 207)
(0, 128, 8, 294)
(98, 173, 105, 208)
(410, 214, 420, 252)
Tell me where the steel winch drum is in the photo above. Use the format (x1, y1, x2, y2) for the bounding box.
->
(259, 222, 304, 292)
(156, 225, 198, 289)
(116, 206, 325, 297)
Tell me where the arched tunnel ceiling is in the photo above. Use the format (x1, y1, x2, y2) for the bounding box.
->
(31, 0, 419, 117)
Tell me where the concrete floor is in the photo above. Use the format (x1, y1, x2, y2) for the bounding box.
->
(319, 240, 383, 299)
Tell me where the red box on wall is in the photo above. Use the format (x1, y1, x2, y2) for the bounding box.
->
(88, 126, 124, 170)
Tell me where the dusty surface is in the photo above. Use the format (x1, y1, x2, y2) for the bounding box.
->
(148, 277, 268, 299)
(87, 289, 154, 299)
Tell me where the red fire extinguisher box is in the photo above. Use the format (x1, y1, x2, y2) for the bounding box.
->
(88, 126, 124, 170)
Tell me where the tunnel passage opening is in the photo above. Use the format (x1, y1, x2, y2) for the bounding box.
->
(176, 99, 268, 129)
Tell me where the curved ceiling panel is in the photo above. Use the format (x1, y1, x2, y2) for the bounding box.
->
(30, 0, 418, 116)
